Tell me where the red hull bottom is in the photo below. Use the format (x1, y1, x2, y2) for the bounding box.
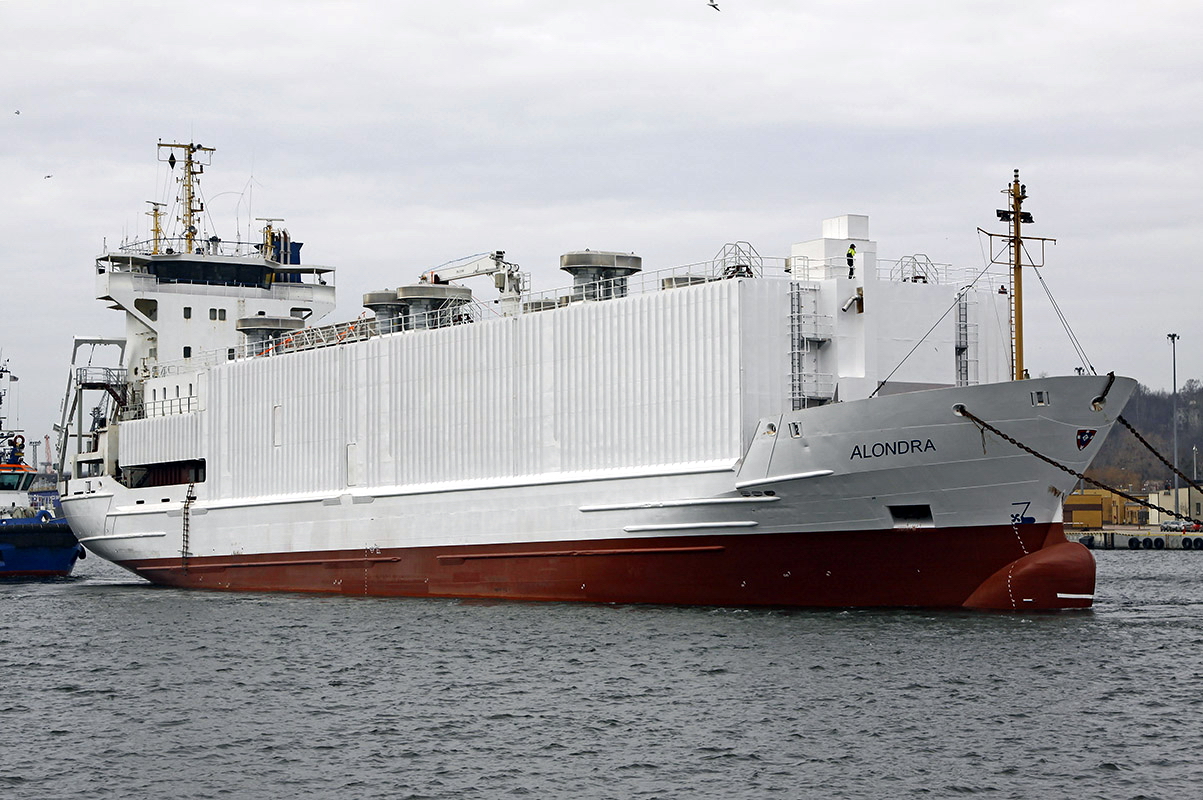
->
(116, 523, 1094, 610)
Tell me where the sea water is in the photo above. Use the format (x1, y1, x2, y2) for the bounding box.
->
(2, 551, 1200, 799)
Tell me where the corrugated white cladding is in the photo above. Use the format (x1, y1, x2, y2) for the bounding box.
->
(193, 277, 791, 499)
(120, 411, 204, 467)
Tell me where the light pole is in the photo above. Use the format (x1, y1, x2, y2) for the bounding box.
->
(1169, 333, 1180, 517)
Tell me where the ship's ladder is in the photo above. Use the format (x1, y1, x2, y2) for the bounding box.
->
(788, 282, 833, 409)
(181, 481, 196, 571)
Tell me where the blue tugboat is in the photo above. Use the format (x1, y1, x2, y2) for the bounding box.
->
(0, 366, 82, 578)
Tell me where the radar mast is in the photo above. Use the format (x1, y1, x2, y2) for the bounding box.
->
(157, 141, 214, 254)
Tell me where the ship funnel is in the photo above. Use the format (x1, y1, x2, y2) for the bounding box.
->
(560, 250, 642, 301)
(235, 314, 306, 348)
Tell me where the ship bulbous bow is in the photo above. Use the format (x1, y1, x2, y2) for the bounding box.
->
(962, 528, 1095, 611)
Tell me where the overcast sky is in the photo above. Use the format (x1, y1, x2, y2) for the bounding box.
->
(2, 0, 1201, 452)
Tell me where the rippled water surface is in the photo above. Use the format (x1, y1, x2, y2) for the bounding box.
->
(2, 551, 1201, 799)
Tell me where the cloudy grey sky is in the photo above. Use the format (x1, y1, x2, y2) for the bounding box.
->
(2, 0, 1201, 447)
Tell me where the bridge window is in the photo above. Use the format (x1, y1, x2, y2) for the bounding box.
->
(0, 472, 33, 490)
(135, 298, 158, 321)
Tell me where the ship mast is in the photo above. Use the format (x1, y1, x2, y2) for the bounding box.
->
(980, 169, 1055, 381)
(0, 361, 11, 433)
(157, 141, 215, 254)
(1007, 173, 1029, 380)
(146, 201, 165, 255)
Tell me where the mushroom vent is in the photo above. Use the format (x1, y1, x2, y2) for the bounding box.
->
(559, 250, 642, 301)
(363, 290, 407, 332)
(365, 284, 474, 332)
(234, 315, 305, 347)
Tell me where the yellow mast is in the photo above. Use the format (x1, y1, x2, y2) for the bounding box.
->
(256, 217, 284, 272)
(157, 141, 215, 253)
(257, 217, 281, 260)
(146, 201, 165, 255)
(980, 170, 1054, 381)
(1007, 172, 1027, 380)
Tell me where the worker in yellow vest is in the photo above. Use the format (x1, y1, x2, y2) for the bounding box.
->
(846, 243, 856, 279)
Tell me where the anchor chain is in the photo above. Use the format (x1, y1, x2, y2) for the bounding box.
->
(956, 406, 1203, 527)
(1116, 415, 1203, 496)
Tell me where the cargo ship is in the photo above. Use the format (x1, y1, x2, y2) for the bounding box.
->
(57, 143, 1134, 609)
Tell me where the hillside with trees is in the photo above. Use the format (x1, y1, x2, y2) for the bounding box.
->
(1085, 380, 1203, 492)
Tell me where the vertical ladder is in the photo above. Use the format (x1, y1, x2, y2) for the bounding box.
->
(954, 295, 980, 386)
(788, 282, 833, 409)
(181, 481, 196, 571)
(956, 297, 970, 386)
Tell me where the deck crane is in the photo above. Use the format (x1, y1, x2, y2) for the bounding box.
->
(421, 251, 525, 317)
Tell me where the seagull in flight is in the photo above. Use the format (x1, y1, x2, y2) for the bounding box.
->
(708, 1, 720, 8)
